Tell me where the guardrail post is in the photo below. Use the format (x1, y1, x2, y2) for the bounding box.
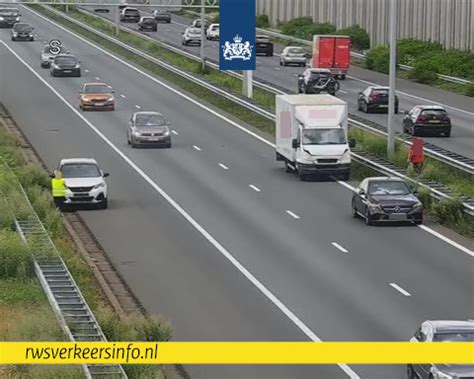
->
(115, 5, 119, 36)
(243, 70, 253, 99)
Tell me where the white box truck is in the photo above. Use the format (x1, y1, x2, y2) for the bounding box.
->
(275, 94, 355, 181)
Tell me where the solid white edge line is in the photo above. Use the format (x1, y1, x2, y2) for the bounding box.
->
(331, 242, 349, 254)
(389, 283, 411, 297)
(336, 180, 474, 257)
(347, 75, 474, 117)
(249, 184, 261, 192)
(218, 163, 229, 170)
(0, 40, 360, 379)
(286, 210, 300, 220)
(192, 145, 201, 151)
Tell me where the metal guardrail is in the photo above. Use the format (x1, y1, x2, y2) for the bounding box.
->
(0, 161, 127, 379)
(75, 6, 474, 175)
(256, 28, 473, 85)
(28, 6, 474, 213)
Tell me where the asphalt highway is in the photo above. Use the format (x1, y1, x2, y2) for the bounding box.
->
(89, 6, 474, 159)
(0, 6, 473, 379)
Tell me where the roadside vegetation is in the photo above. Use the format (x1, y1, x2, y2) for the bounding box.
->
(0, 118, 170, 377)
(27, 6, 474, 238)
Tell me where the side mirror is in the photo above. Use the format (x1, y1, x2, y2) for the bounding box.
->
(111, 90, 115, 93)
(305, 53, 311, 58)
(349, 138, 356, 149)
(358, 91, 363, 95)
(358, 189, 366, 196)
(103, 172, 110, 178)
(292, 139, 299, 149)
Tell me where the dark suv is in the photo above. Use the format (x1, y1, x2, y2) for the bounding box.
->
(298, 68, 339, 95)
(403, 105, 451, 137)
(0, 8, 20, 27)
(138, 16, 157, 31)
(255, 35, 273, 56)
(357, 86, 398, 114)
(120, 7, 140, 22)
(11, 22, 34, 41)
(50, 54, 81, 77)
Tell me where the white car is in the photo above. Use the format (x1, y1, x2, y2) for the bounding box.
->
(182, 27, 201, 46)
(206, 23, 219, 40)
(55, 158, 109, 209)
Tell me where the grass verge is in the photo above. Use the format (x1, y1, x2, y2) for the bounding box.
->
(0, 117, 170, 377)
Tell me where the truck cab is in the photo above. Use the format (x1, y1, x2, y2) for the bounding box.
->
(275, 94, 354, 181)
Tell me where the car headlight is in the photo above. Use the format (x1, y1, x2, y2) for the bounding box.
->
(12, 32, 17, 36)
(75, 64, 80, 68)
(16, 16, 20, 21)
(132, 130, 142, 137)
(52, 63, 59, 69)
(105, 96, 114, 103)
(163, 130, 170, 137)
(339, 149, 351, 164)
(412, 202, 423, 212)
(93, 182, 105, 190)
(368, 203, 383, 213)
(29, 33, 34, 37)
(0, 17, 4, 21)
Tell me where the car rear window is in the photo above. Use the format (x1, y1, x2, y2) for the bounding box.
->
(125, 9, 139, 14)
(288, 47, 305, 54)
(372, 89, 388, 95)
(55, 56, 77, 65)
(421, 109, 447, 116)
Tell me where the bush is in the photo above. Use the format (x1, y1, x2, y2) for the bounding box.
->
(0, 230, 33, 279)
(365, 45, 390, 73)
(397, 38, 443, 65)
(135, 317, 172, 342)
(279, 18, 336, 41)
(464, 83, 474, 97)
(337, 24, 370, 51)
(256, 14, 269, 28)
(432, 198, 464, 225)
(407, 60, 438, 84)
(17, 163, 50, 190)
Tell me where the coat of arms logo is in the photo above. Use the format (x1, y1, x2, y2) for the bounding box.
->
(222, 35, 253, 61)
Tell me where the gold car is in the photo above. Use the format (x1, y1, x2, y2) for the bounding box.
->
(79, 83, 115, 111)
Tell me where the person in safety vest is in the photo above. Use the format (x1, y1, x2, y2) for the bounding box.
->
(408, 137, 424, 174)
(51, 169, 67, 208)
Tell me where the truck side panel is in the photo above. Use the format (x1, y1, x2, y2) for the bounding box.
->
(334, 37, 351, 70)
(275, 96, 296, 162)
(312, 36, 335, 69)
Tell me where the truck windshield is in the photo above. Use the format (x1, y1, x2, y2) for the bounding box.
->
(303, 128, 346, 145)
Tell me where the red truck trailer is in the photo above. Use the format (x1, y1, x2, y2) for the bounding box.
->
(312, 35, 351, 80)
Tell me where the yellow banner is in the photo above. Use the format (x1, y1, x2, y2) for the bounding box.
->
(0, 342, 473, 364)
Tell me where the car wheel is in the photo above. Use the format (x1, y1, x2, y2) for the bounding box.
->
(444, 130, 451, 137)
(131, 137, 137, 148)
(99, 198, 108, 209)
(363, 102, 370, 113)
(407, 364, 417, 379)
(329, 92, 336, 96)
(166, 141, 172, 148)
(414, 216, 423, 225)
(11, 37, 15, 41)
(395, 107, 399, 114)
(365, 209, 373, 226)
(340, 74, 346, 80)
(351, 201, 360, 219)
(357, 101, 363, 111)
(412, 126, 418, 136)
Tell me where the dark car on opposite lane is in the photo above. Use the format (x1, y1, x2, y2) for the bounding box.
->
(50, 54, 81, 77)
(408, 320, 474, 379)
(298, 68, 339, 95)
(403, 105, 452, 137)
(127, 111, 172, 148)
(0, 8, 20, 28)
(138, 16, 157, 31)
(255, 34, 274, 56)
(352, 177, 423, 225)
(152, 10, 171, 23)
(357, 86, 399, 114)
(11, 22, 34, 41)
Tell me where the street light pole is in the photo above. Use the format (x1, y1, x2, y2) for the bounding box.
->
(387, 0, 398, 159)
(200, 0, 206, 71)
(115, 5, 120, 36)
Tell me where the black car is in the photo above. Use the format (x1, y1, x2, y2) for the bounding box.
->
(138, 16, 157, 31)
(152, 10, 171, 23)
(357, 86, 398, 114)
(408, 320, 474, 379)
(255, 35, 273, 56)
(11, 22, 34, 41)
(298, 68, 339, 95)
(0, 8, 20, 28)
(351, 177, 423, 225)
(50, 54, 81, 77)
(403, 105, 451, 137)
(120, 7, 140, 22)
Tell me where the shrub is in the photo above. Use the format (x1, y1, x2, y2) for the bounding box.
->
(17, 163, 50, 190)
(256, 14, 269, 28)
(135, 317, 172, 342)
(337, 24, 370, 51)
(407, 60, 438, 84)
(464, 83, 474, 97)
(365, 45, 390, 73)
(397, 38, 442, 65)
(0, 230, 33, 279)
(279, 18, 336, 41)
(416, 188, 433, 210)
(432, 197, 465, 226)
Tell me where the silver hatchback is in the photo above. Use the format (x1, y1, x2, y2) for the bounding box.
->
(280, 46, 309, 67)
(127, 111, 172, 148)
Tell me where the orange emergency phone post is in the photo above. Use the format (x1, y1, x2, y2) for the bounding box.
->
(408, 138, 424, 173)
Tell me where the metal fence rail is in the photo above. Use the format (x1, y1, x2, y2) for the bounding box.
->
(0, 161, 127, 379)
(26, 6, 474, 213)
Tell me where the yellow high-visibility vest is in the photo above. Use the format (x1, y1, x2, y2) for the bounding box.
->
(51, 178, 66, 197)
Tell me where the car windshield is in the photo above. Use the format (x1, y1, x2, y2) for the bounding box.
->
(302, 128, 346, 145)
(188, 28, 200, 34)
(84, 84, 111, 93)
(55, 56, 77, 65)
(136, 114, 166, 127)
(13, 24, 32, 32)
(421, 109, 447, 116)
(288, 47, 304, 54)
(310, 71, 330, 80)
(61, 164, 101, 178)
(368, 181, 411, 196)
(433, 331, 474, 342)
(0, 8, 19, 15)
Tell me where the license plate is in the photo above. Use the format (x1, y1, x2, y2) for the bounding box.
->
(63, 70, 72, 73)
(148, 138, 160, 141)
(95, 103, 105, 107)
(379, 105, 388, 108)
(429, 120, 440, 123)
(74, 194, 89, 198)
(389, 213, 407, 221)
